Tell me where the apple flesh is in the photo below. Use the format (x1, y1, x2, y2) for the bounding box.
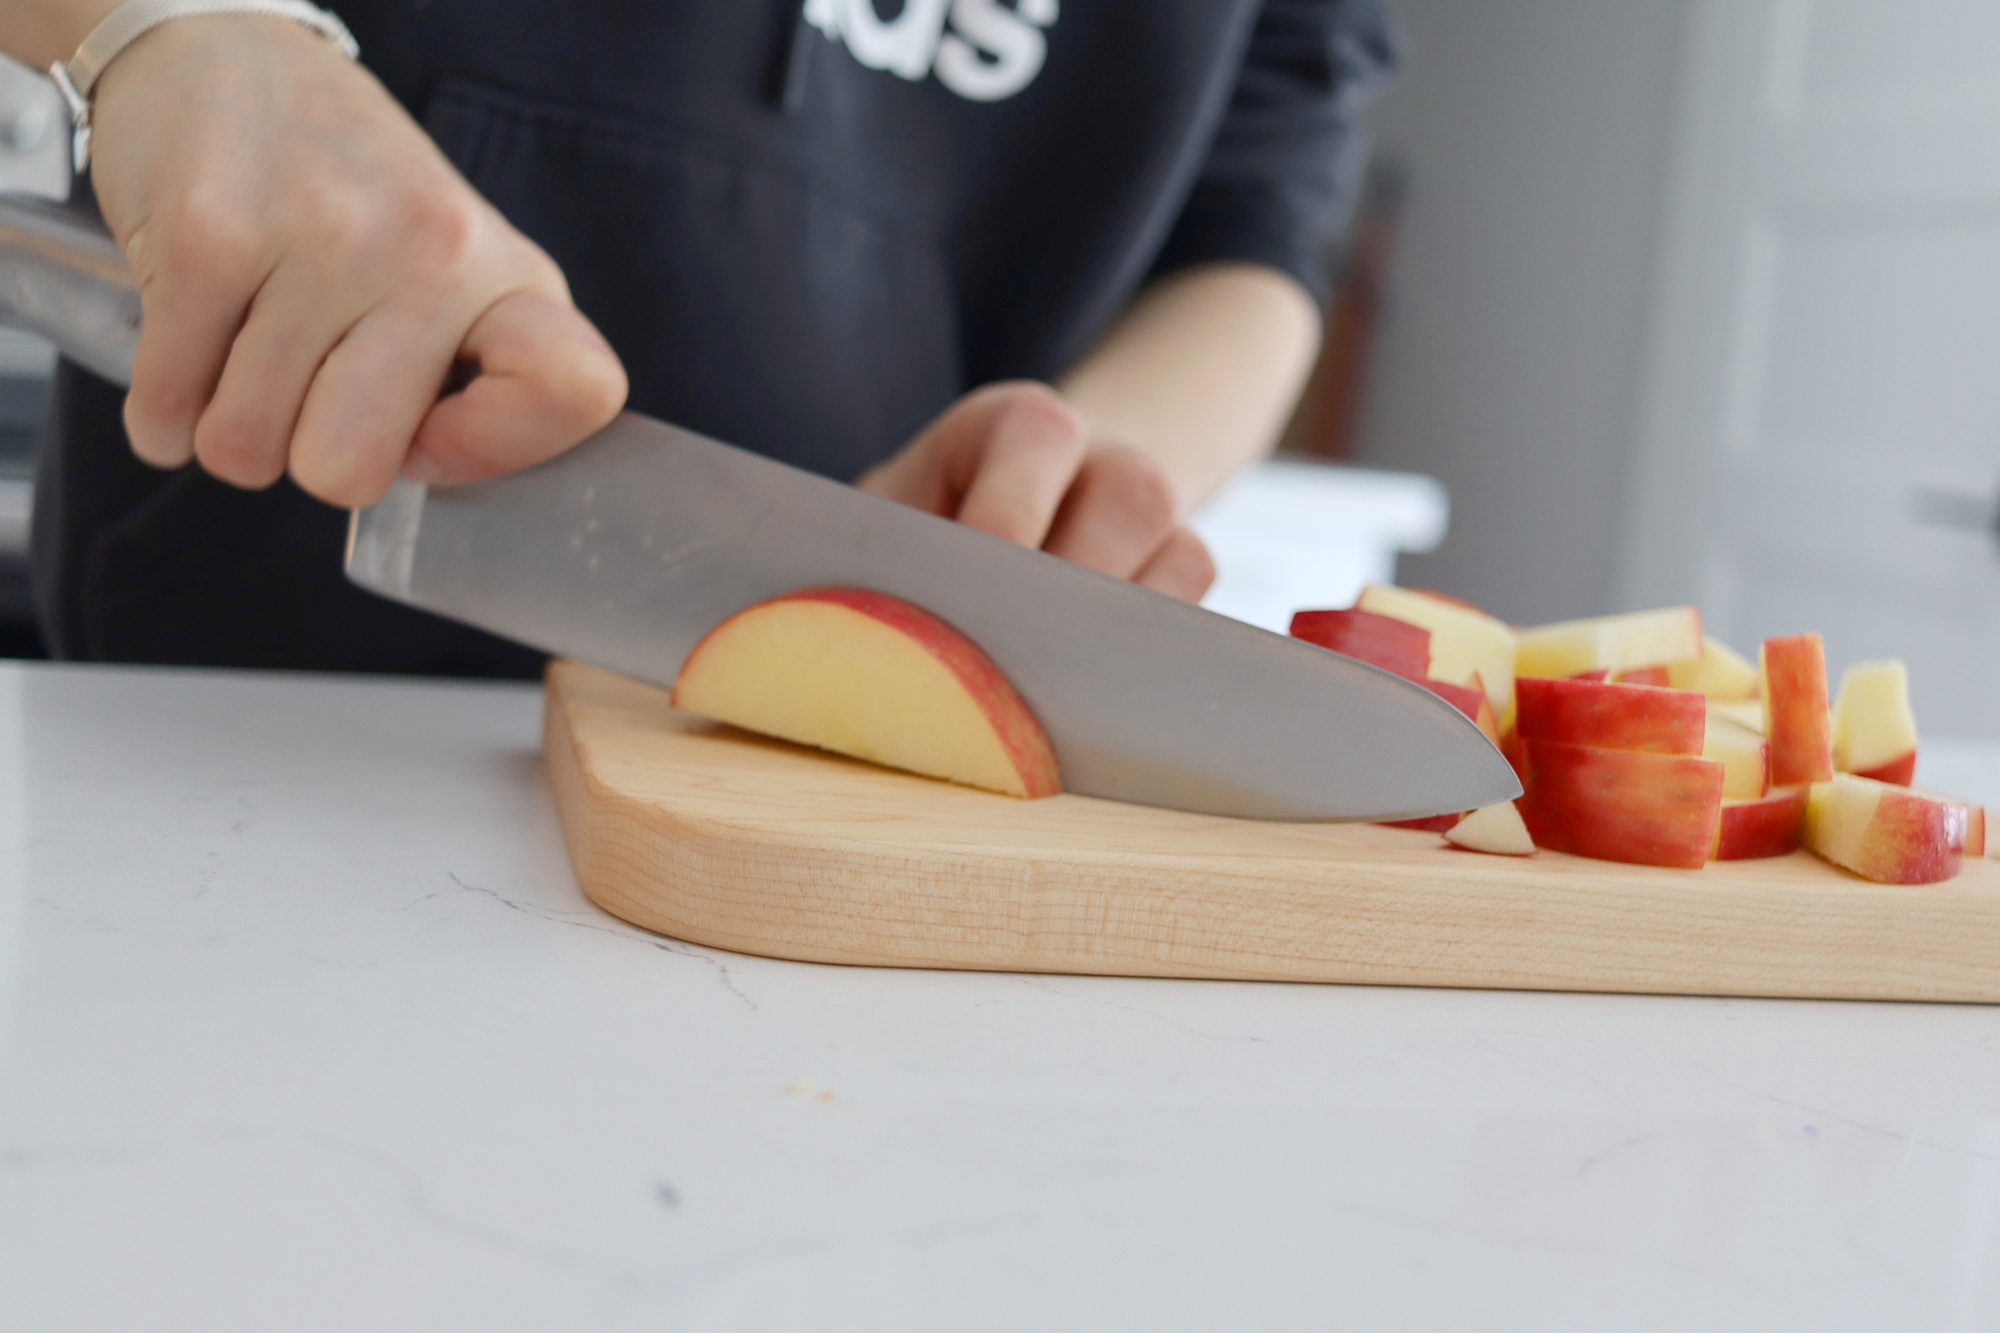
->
(1803, 774, 1966, 884)
(1515, 605, 1703, 681)
(1666, 635, 1761, 699)
(1444, 801, 1536, 856)
(1709, 699, 1765, 733)
(1357, 584, 1516, 718)
(1760, 634, 1834, 786)
(671, 587, 1062, 799)
(1831, 659, 1918, 786)
(1516, 677, 1705, 755)
(1711, 787, 1807, 861)
(1703, 713, 1769, 799)
(1518, 739, 1725, 869)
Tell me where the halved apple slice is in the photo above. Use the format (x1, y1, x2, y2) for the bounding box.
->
(1357, 584, 1516, 719)
(672, 587, 1062, 798)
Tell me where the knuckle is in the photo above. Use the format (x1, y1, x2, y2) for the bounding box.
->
(1089, 443, 1177, 531)
(987, 380, 1084, 444)
(154, 192, 259, 283)
(193, 411, 285, 488)
(399, 188, 485, 273)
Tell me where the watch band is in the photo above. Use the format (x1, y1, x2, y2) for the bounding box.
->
(49, 0, 360, 172)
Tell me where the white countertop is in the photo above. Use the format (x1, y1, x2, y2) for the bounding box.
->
(4, 661, 2000, 1332)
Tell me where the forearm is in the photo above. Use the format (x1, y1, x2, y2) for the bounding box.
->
(2, 0, 119, 68)
(1057, 261, 1321, 517)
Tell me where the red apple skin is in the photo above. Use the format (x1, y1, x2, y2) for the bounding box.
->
(1519, 740, 1725, 869)
(1382, 813, 1465, 833)
(1516, 677, 1705, 756)
(676, 586, 1062, 798)
(1290, 610, 1431, 682)
(1421, 676, 1500, 743)
(1569, 669, 1610, 683)
(1854, 752, 1917, 787)
(1763, 634, 1834, 786)
(1853, 789, 1967, 884)
(1712, 787, 1808, 861)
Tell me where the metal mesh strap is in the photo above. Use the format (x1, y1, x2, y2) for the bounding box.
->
(50, 0, 359, 169)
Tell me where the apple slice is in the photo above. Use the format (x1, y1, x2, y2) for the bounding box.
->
(1516, 677, 1705, 755)
(1831, 659, 1918, 786)
(1761, 634, 1834, 786)
(1421, 674, 1501, 744)
(1613, 666, 1673, 687)
(1711, 787, 1807, 861)
(1289, 608, 1430, 682)
(1444, 801, 1536, 856)
(1666, 635, 1760, 699)
(1709, 699, 1765, 733)
(1802, 774, 1966, 885)
(1515, 605, 1703, 681)
(1518, 739, 1725, 869)
(1357, 584, 1516, 718)
(1703, 713, 1769, 799)
(671, 587, 1062, 798)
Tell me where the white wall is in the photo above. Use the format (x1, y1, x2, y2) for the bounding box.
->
(1356, 0, 1693, 625)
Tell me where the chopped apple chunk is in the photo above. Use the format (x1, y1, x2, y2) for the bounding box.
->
(1761, 634, 1834, 786)
(1357, 584, 1516, 719)
(1666, 635, 1760, 699)
(1444, 801, 1536, 856)
(1831, 659, 1918, 786)
(1515, 605, 1703, 681)
(1802, 775, 1966, 885)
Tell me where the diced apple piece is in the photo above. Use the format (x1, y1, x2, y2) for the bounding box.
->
(1516, 677, 1704, 755)
(1802, 774, 1966, 885)
(1515, 605, 1703, 681)
(1357, 584, 1516, 717)
(1761, 634, 1834, 786)
(1666, 635, 1761, 699)
(1422, 675, 1501, 744)
(1703, 714, 1769, 799)
(1709, 699, 1765, 733)
(1711, 787, 1806, 861)
(1831, 659, 1918, 786)
(1518, 739, 1725, 869)
(1444, 801, 1536, 856)
(672, 587, 1061, 798)
(1289, 608, 1430, 682)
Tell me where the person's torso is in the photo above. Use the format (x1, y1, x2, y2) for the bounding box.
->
(339, 0, 1264, 480)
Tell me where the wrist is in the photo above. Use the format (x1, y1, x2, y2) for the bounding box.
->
(1, 2, 122, 70)
(49, 0, 358, 171)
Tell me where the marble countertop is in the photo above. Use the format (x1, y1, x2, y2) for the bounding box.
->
(4, 661, 1999, 1332)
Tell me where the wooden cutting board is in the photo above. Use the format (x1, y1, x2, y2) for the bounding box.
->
(544, 660, 2000, 1003)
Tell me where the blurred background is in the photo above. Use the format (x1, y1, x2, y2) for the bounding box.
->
(3, 0, 1998, 735)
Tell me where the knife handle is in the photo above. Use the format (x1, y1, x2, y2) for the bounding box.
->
(0, 189, 139, 387)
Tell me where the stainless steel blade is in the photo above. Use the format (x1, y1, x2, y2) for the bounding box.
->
(0, 192, 141, 385)
(349, 414, 1521, 821)
(0, 190, 1520, 820)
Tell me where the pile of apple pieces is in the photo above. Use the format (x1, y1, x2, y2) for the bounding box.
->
(1292, 587, 1995, 883)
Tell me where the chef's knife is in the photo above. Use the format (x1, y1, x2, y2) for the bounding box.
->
(1, 189, 1521, 821)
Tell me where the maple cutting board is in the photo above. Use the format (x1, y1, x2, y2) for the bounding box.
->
(543, 660, 2000, 1003)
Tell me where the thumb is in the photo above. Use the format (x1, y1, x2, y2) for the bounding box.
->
(405, 289, 629, 485)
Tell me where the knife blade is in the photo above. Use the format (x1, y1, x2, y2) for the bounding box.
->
(1, 189, 1520, 821)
